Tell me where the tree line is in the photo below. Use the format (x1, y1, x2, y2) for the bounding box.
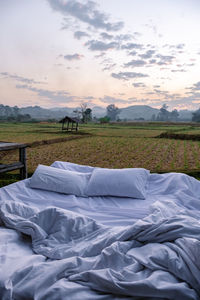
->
(78, 103, 200, 123)
(0, 104, 32, 122)
(153, 104, 200, 122)
(151, 104, 179, 122)
(2, 103, 200, 123)
(73, 103, 120, 123)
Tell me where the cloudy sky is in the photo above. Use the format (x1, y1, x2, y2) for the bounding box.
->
(1, 0, 200, 110)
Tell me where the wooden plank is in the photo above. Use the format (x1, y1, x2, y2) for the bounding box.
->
(0, 142, 27, 151)
(0, 164, 7, 169)
(0, 162, 24, 173)
(0, 142, 28, 180)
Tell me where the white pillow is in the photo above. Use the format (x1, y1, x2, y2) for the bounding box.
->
(29, 164, 91, 197)
(86, 168, 149, 199)
(51, 161, 95, 173)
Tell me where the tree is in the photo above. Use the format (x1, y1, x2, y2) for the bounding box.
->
(99, 116, 110, 124)
(73, 103, 92, 123)
(192, 108, 200, 122)
(13, 106, 20, 117)
(83, 108, 92, 123)
(4, 105, 13, 118)
(16, 114, 31, 122)
(170, 109, 179, 122)
(157, 104, 170, 121)
(106, 104, 120, 121)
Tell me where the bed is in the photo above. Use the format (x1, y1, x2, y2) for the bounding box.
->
(0, 161, 200, 300)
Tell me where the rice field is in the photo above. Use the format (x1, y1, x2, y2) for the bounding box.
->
(1, 121, 200, 186)
(0, 122, 73, 143)
(19, 136, 200, 173)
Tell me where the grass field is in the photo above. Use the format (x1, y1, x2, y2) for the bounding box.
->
(1, 121, 200, 186)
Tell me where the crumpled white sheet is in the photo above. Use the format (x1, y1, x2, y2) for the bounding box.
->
(0, 200, 199, 300)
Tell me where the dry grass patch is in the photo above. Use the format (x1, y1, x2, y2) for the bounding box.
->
(3, 136, 200, 174)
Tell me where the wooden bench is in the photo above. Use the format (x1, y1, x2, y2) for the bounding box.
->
(0, 142, 28, 179)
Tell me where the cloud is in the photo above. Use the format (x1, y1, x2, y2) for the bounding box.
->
(16, 85, 103, 106)
(133, 32, 142, 38)
(185, 81, 200, 104)
(100, 58, 116, 71)
(16, 84, 75, 103)
(102, 63, 116, 71)
(84, 96, 95, 100)
(128, 50, 137, 56)
(98, 33, 137, 44)
(85, 40, 118, 51)
(100, 32, 113, 40)
(193, 82, 200, 91)
(186, 63, 195, 67)
(111, 71, 148, 81)
(99, 95, 133, 104)
(47, 0, 124, 31)
(153, 89, 169, 96)
(132, 82, 146, 88)
(155, 54, 175, 65)
(188, 81, 200, 91)
(124, 59, 147, 68)
(0, 72, 45, 84)
(126, 88, 200, 110)
(149, 59, 157, 64)
(74, 31, 90, 39)
(164, 43, 185, 50)
(115, 34, 133, 42)
(63, 53, 84, 60)
(144, 54, 175, 67)
(176, 43, 185, 49)
(139, 50, 155, 59)
(171, 69, 186, 73)
(94, 52, 106, 58)
(121, 43, 143, 50)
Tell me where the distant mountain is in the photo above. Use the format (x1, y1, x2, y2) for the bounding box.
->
(49, 107, 76, 114)
(178, 110, 193, 121)
(14, 105, 107, 120)
(20, 106, 68, 120)
(0, 104, 194, 121)
(91, 106, 106, 118)
(119, 105, 159, 121)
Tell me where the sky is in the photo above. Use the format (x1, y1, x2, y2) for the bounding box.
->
(0, 0, 200, 111)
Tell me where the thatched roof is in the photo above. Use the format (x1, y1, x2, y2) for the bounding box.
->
(59, 116, 80, 123)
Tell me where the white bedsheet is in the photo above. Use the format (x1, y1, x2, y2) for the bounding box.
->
(0, 163, 200, 226)
(0, 161, 200, 299)
(0, 199, 200, 299)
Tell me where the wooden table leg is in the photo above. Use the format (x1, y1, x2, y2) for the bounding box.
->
(19, 147, 27, 179)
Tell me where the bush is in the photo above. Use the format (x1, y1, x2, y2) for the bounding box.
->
(99, 116, 110, 124)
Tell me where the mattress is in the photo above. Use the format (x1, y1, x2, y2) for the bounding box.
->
(0, 161, 200, 299)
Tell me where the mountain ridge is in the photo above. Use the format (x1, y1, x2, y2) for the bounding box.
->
(0, 104, 194, 121)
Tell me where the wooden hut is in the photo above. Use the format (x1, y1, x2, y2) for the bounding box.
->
(59, 116, 79, 132)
